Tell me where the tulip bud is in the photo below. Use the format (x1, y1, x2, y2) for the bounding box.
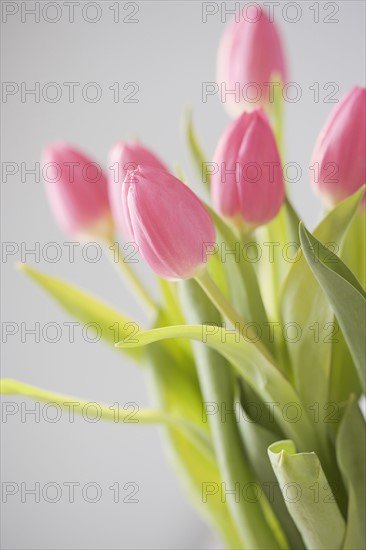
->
(217, 5, 287, 117)
(211, 109, 284, 229)
(122, 166, 215, 280)
(310, 86, 366, 208)
(108, 141, 167, 236)
(42, 143, 113, 240)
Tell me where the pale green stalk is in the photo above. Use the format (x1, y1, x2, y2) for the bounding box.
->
(103, 238, 157, 314)
(196, 269, 275, 365)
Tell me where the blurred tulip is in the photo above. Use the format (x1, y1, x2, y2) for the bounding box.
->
(122, 166, 215, 280)
(211, 109, 284, 229)
(108, 141, 167, 235)
(42, 143, 113, 240)
(310, 86, 366, 208)
(217, 5, 287, 117)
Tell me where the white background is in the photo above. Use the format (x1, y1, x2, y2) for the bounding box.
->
(1, 1, 365, 548)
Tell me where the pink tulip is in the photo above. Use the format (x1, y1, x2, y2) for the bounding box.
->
(217, 5, 287, 116)
(310, 86, 366, 208)
(42, 143, 113, 240)
(211, 109, 284, 228)
(108, 141, 167, 236)
(122, 166, 215, 280)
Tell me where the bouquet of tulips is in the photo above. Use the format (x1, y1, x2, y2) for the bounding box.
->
(3, 6, 365, 550)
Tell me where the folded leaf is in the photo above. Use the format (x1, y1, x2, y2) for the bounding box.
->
(268, 440, 346, 549)
(336, 396, 366, 549)
(18, 263, 142, 361)
(299, 223, 366, 391)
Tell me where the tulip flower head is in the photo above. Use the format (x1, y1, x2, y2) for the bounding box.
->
(310, 86, 366, 208)
(108, 141, 167, 235)
(211, 109, 284, 230)
(42, 143, 113, 241)
(217, 5, 287, 117)
(121, 166, 215, 280)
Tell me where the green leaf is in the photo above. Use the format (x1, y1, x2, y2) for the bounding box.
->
(336, 396, 366, 549)
(184, 108, 209, 188)
(158, 279, 185, 325)
(236, 389, 305, 549)
(0, 378, 209, 453)
(174, 163, 188, 185)
(179, 280, 286, 550)
(299, 223, 366, 391)
(268, 440, 346, 550)
(18, 263, 142, 361)
(339, 210, 366, 289)
(280, 188, 365, 412)
(238, 380, 283, 436)
(146, 313, 203, 425)
(156, 280, 196, 368)
(328, 322, 361, 405)
(299, 223, 365, 296)
(330, 210, 366, 403)
(284, 197, 301, 246)
(255, 204, 295, 322)
(116, 324, 320, 455)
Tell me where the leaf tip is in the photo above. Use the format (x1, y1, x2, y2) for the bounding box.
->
(0, 378, 19, 394)
(15, 261, 27, 272)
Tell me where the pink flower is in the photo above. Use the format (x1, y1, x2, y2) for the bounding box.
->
(211, 109, 284, 228)
(42, 143, 113, 240)
(108, 141, 167, 236)
(217, 5, 287, 116)
(310, 86, 366, 208)
(122, 166, 215, 280)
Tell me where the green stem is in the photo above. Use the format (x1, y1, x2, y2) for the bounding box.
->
(180, 280, 286, 549)
(196, 270, 275, 365)
(199, 362, 285, 549)
(104, 238, 157, 315)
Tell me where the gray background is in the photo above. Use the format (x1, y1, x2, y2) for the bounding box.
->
(1, 1, 365, 548)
